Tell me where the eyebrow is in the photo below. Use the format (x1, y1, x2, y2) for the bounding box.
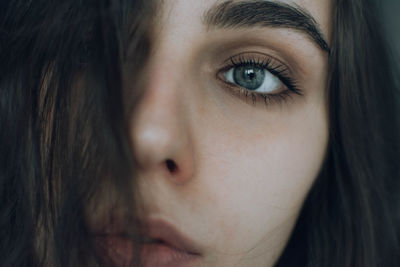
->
(203, 0, 330, 53)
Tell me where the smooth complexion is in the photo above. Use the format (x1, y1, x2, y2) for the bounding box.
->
(129, 0, 332, 266)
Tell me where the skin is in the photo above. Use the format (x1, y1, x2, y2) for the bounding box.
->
(129, 0, 332, 266)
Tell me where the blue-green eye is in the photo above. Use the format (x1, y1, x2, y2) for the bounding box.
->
(223, 64, 282, 93)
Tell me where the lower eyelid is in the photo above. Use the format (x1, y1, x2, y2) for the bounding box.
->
(216, 77, 290, 106)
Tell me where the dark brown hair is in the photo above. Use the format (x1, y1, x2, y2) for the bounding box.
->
(0, 0, 152, 266)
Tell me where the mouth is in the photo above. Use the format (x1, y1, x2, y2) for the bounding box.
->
(139, 220, 202, 267)
(93, 218, 202, 267)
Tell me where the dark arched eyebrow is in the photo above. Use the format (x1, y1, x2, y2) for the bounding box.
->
(203, 0, 330, 53)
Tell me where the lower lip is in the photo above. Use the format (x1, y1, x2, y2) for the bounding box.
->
(95, 236, 201, 267)
(140, 243, 201, 267)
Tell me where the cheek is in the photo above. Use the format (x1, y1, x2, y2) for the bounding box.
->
(196, 103, 328, 253)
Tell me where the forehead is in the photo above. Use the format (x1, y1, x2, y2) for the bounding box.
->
(156, 0, 332, 40)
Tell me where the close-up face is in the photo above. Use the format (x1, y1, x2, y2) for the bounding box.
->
(4, 0, 400, 267)
(129, 0, 332, 266)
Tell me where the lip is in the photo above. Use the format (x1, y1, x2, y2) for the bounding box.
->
(92, 216, 202, 267)
(140, 219, 202, 267)
(141, 219, 201, 254)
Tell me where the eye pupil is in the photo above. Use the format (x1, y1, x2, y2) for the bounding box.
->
(233, 65, 265, 90)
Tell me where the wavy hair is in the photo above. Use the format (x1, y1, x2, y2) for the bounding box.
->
(0, 0, 152, 266)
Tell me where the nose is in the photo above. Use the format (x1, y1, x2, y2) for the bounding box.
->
(130, 66, 194, 185)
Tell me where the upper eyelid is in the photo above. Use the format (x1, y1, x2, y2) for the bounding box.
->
(217, 54, 292, 83)
(220, 52, 294, 75)
(201, 28, 323, 78)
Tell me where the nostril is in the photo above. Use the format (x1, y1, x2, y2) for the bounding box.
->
(165, 159, 177, 173)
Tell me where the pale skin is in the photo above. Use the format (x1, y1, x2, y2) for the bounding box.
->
(129, 0, 332, 266)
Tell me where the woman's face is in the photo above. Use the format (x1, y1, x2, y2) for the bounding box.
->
(130, 0, 331, 266)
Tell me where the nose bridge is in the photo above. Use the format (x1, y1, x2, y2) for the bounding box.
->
(131, 53, 194, 184)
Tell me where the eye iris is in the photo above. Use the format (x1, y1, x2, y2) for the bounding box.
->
(233, 65, 265, 90)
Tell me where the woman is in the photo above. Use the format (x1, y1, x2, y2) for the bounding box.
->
(0, 0, 399, 266)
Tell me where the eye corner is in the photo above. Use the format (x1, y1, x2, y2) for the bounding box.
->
(216, 67, 231, 84)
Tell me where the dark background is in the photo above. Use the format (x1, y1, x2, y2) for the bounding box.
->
(383, 0, 400, 58)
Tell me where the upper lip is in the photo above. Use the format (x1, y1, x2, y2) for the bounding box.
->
(91, 214, 202, 255)
(140, 219, 202, 255)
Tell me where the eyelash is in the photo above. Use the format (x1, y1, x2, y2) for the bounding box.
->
(218, 53, 303, 106)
